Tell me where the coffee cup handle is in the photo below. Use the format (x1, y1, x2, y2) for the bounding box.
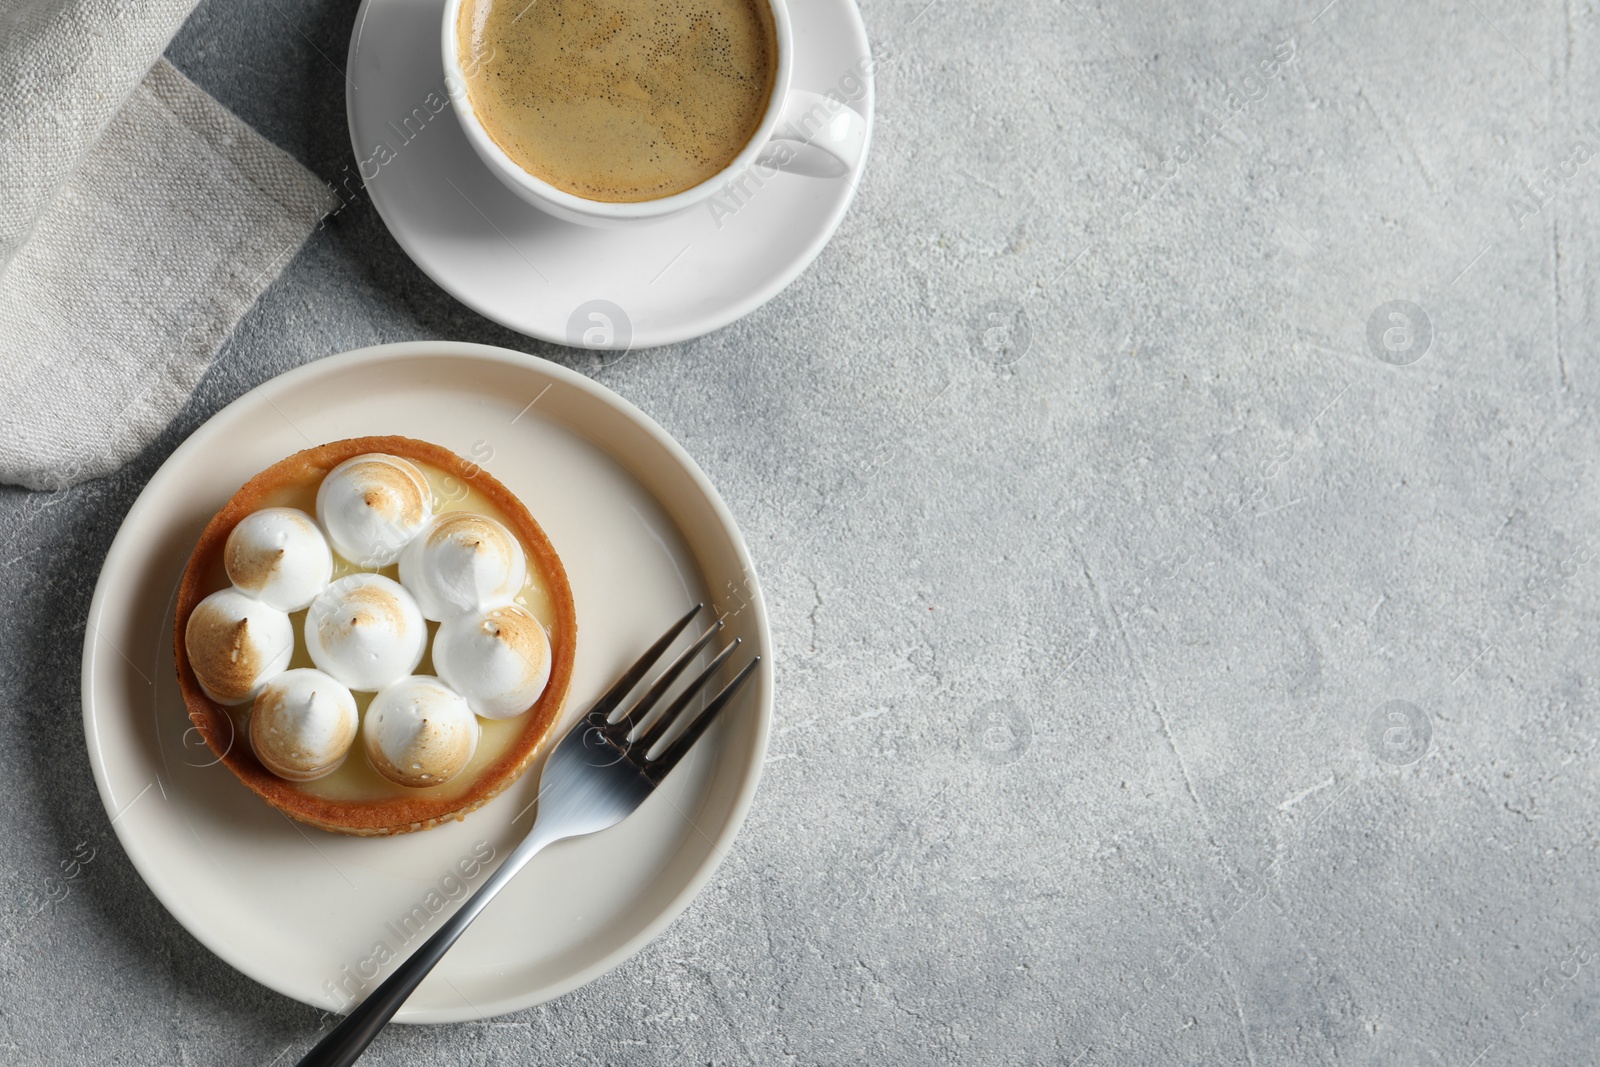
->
(759, 89, 868, 173)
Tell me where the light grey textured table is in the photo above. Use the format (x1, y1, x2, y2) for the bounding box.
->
(4, 0, 1598, 1062)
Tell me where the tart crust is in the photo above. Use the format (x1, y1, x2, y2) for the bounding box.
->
(173, 436, 577, 836)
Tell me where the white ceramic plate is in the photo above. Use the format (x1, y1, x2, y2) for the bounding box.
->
(80, 342, 772, 1022)
(345, 0, 874, 348)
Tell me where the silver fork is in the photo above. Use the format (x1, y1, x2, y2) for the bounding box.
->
(296, 604, 760, 1067)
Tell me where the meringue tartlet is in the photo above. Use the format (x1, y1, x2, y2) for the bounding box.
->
(173, 436, 576, 836)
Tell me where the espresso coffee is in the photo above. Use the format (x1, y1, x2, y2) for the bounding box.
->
(459, 0, 778, 203)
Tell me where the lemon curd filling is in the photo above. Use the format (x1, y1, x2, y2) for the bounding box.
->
(194, 460, 557, 803)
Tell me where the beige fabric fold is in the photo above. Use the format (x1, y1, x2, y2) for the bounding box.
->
(0, 0, 336, 490)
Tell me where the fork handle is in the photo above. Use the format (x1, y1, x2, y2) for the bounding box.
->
(294, 826, 560, 1067)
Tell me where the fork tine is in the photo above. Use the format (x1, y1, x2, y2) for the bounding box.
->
(617, 620, 724, 740)
(586, 604, 703, 738)
(633, 638, 742, 757)
(649, 656, 761, 776)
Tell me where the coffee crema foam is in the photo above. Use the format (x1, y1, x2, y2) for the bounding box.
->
(460, 0, 777, 202)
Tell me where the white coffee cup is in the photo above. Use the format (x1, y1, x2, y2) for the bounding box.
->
(441, 0, 868, 227)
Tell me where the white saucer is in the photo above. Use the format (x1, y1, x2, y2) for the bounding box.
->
(80, 342, 772, 1022)
(345, 0, 875, 349)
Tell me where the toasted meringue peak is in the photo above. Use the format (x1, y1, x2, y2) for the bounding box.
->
(316, 453, 433, 566)
(249, 669, 359, 781)
(225, 507, 332, 612)
(399, 511, 527, 621)
(185, 588, 294, 705)
(303, 573, 426, 691)
(432, 604, 551, 719)
(363, 676, 479, 787)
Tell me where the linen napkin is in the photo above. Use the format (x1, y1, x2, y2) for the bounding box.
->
(0, 0, 337, 491)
